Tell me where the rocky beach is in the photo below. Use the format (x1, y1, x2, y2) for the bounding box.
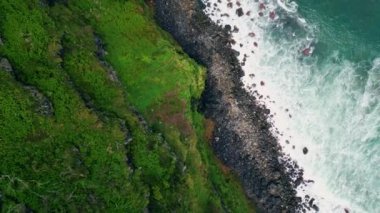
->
(155, 0, 310, 212)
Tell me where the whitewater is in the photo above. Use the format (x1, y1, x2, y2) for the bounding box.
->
(202, 0, 380, 212)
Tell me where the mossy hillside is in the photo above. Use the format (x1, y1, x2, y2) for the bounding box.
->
(0, 0, 254, 212)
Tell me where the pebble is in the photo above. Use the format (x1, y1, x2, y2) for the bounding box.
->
(259, 3, 266, 10)
(269, 11, 276, 20)
(233, 26, 239, 33)
(264, 108, 270, 114)
(302, 48, 312, 56)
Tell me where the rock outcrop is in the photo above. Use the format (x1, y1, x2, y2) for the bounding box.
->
(0, 58, 13, 73)
(155, 1, 302, 212)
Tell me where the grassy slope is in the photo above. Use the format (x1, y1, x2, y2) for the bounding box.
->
(0, 0, 253, 212)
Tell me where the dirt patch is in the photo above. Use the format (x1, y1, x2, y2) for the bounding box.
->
(152, 90, 193, 137)
(204, 118, 215, 143)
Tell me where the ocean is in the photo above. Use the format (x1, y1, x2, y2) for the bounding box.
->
(202, 0, 380, 212)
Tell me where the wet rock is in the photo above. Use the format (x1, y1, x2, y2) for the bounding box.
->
(233, 26, 239, 33)
(248, 32, 256, 37)
(303, 147, 308, 155)
(0, 58, 13, 73)
(233, 50, 240, 57)
(259, 3, 266, 10)
(308, 198, 315, 206)
(269, 11, 276, 20)
(236, 8, 244, 17)
(224, 24, 232, 31)
(264, 108, 270, 114)
(302, 48, 311, 56)
(312, 204, 319, 211)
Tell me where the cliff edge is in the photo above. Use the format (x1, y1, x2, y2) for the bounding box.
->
(155, 1, 302, 212)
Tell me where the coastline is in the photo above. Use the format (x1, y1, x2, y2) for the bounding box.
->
(155, 0, 305, 212)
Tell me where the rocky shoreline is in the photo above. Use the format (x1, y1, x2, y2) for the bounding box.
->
(155, 0, 307, 212)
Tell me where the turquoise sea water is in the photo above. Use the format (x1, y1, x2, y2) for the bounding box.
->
(203, 0, 380, 212)
(297, 0, 380, 61)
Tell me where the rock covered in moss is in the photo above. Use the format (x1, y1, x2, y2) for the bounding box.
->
(0, 58, 13, 73)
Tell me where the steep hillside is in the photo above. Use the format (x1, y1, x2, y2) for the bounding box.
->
(0, 0, 253, 212)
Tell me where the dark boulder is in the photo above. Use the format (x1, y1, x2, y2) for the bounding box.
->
(303, 147, 308, 155)
(236, 8, 244, 17)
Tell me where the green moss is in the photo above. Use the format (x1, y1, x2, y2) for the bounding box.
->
(0, 0, 254, 212)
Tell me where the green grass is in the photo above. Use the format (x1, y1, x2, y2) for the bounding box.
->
(0, 0, 254, 212)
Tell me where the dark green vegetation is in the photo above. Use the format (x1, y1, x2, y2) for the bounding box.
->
(0, 0, 254, 211)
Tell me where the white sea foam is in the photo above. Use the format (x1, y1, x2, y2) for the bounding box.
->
(202, 0, 380, 212)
